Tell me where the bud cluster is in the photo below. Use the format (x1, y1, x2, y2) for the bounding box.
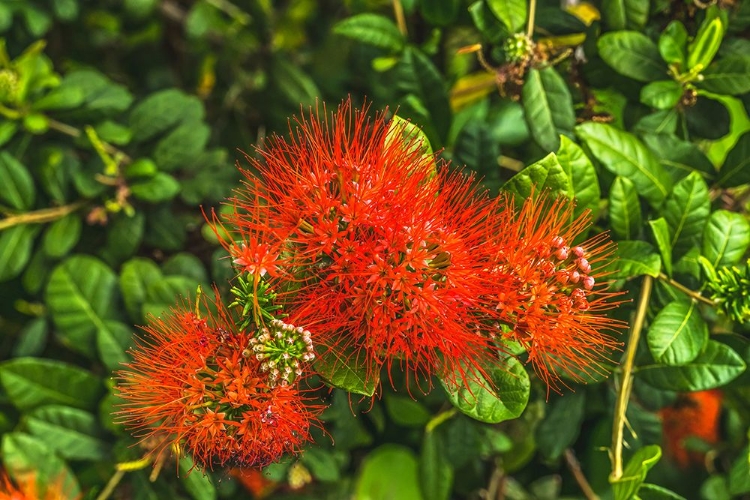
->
(244, 319, 316, 386)
(549, 236, 595, 311)
(705, 259, 750, 323)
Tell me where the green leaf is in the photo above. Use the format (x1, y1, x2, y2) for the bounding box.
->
(25, 405, 108, 461)
(333, 13, 405, 52)
(271, 57, 321, 107)
(503, 152, 572, 201)
(522, 67, 575, 152)
(468, 1, 508, 44)
(728, 446, 750, 495)
(658, 21, 688, 68)
(356, 445, 424, 500)
(129, 89, 204, 143)
(301, 448, 341, 482)
(648, 218, 672, 276)
(419, 431, 453, 500)
(0, 120, 17, 147)
(163, 253, 209, 283)
(0, 152, 35, 210)
(557, 136, 600, 220)
(601, 0, 649, 30)
(606, 240, 661, 278)
(420, 0, 459, 25)
(130, 172, 181, 202)
(609, 176, 642, 241)
(611, 445, 662, 500)
(598, 31, 667, 82)
(314, 342, 378, 397)
(0, 358, 103, 411)
(97, 321, 134, 371)
(647, 300, 708, 365)
(440, 357, 530, 424)
(637, 340, 745, 390)
(453, 121, 501, 190)
(638, 483, 687, 500)
(0, 224, 39, 282)
(687, 17, 724, 71)
(100, 212, 145, 266)
(384, 394, 431, 427)
(661, 171, 710, 259)
(60, 70, 133, 121)
(641, 134, 716, 183)
(153, 121, 210, 172)
(142, 275, 199, 319)
(2, 433, 80, 498)
(685, 93, 730, 140)
(640, 80, 682, 110)
(46, 255, 120, 358)
(120, 258, 163, 322)
(576, 122, 672, 207)
(12, 318, 48, 358)
(43, 213, 81, 258)
(698, 56, 750, 95)
(718, 131, 750, 187)
(702, 210, 750, 268)
(179, 455, 217, 500)
(535, 390, 585, 461)
(32, 84, 85, 111)
(487, 0, 526, 32)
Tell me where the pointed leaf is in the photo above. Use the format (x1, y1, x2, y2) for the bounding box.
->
(609, 176, 642, 240)
(605, 240, 661, 278)
(648, 218, 672, 276)
(647, 300, 708, 365)
(661, 171, 710, 259)
(598, 31, 667, 82)
(522, 67, 575, 152)
(611, 445, 662, 500)
(333, 13, 405, 52)
(557, 136, 600, 220)
(702, 210, 750, 268)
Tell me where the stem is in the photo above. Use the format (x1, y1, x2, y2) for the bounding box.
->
(95, 470, 125, 500)
(658, 272, 716, 307)
(565, 449, 599, 500)
(392, 0, 407, 37)
(425, 408, 457, 433)
(0, 200, 86, 231)
(610, 275, 653, 482)
(526, 0, 537, 38)
(47, 118, 132, 164)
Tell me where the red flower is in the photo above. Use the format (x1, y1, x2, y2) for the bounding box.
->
(659, 390, 723, 468)
(116, 297, 320, 469)
(0, 471, 79, 500)
(490, 194, 625, 390)
(217, 99, 514, 389)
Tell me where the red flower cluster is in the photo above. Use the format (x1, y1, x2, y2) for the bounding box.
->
(116, 296, 320, 469)
(659, 390, 723, 468)
(215, 99, 623, 391)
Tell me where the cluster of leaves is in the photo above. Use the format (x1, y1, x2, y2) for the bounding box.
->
(0, 0, 750, 499)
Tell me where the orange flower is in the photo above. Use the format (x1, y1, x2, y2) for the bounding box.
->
(230, 468, 277, 498)
(116, 296, 321, 469)
(491, 195, 625, 390)
(0, 471, 79, 500)
(659, 390, 723, 468)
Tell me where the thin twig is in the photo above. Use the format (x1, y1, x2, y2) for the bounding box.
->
(564, 448, 599, 500)
(47, 118, 132, 164)
(610, 275, 653, 481)
(526, 0, 538, 38)
(658, 272, 716, 307)
(0, 201, 86, 231)
(95, 470, 125, 500)
(392, 0, 407, 36)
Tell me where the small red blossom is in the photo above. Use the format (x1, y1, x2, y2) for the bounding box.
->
(659, 390, 723, 468)
(217, 99, 514, 389)
(490, 194, 625, 391)
(116, 297, 320, 470)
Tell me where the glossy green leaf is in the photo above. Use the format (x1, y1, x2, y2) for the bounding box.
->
(658, 21, 688, 68)
(535, 391, 585, 461)
(698, 56, 750, 95)
(96, 321, 134, 371)
(640, 80, 682, 110)
(637, 340, 745, 390)
(440, 357, 530, 424)
(179, 455, 217, 500)
(601, 0, 649, 30)
(487, 0, 526, 32)
(384, 394, 431, 427)
(557, 136, 600, 220)
(129, 88, 204, 143)
(142, 275, 199, 319)
(647, 300, 708, 365)
(43, 213, 81, 258)
(598, 31, 667, 82)
(577, 122, 672, 207)
(333, 13, 405, 52)
(12, 318, 48, 358)
(638, 483, 687, 499)
(702, 210, 750, 268)
(272, 57, 321, 107)
(0, 152, 35, 210)
(301, 447, 341, 482)
(687, 17, 724, 71)
(119, 258, 163, 323)
(718, 131, 750, 187)
(0, 358, 103, 411)
(611, 445, 661, 500)
(25, 405, 108, 461)
(661, 171, 710, 259)
(609, 176, 642, 241)
(419, 431, 453, 500)
(522, 67, 575, 152)
(642, 134, 716, 183)
(46, 256, 121, 357)
(2, 433, 80, 498)
(503, 152, 572, 201)
(648, 218, 672, 276)
(130, 172, 181, 202)
(453, 121, 501, 190)
(605, 240, 661, 278)
(0, 224, 39, 282)
(0, 120, 17, 147)
(314, 342, 378, 397)
(32, 84, 85, 111)
(100, 212, 145, 266)
(728, 446, 750, 495)
(356, 445, 424, 500)
(153, 121, 210, 172)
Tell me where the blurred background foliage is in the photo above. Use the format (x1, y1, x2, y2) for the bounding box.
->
(1, 0, 750, 499)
